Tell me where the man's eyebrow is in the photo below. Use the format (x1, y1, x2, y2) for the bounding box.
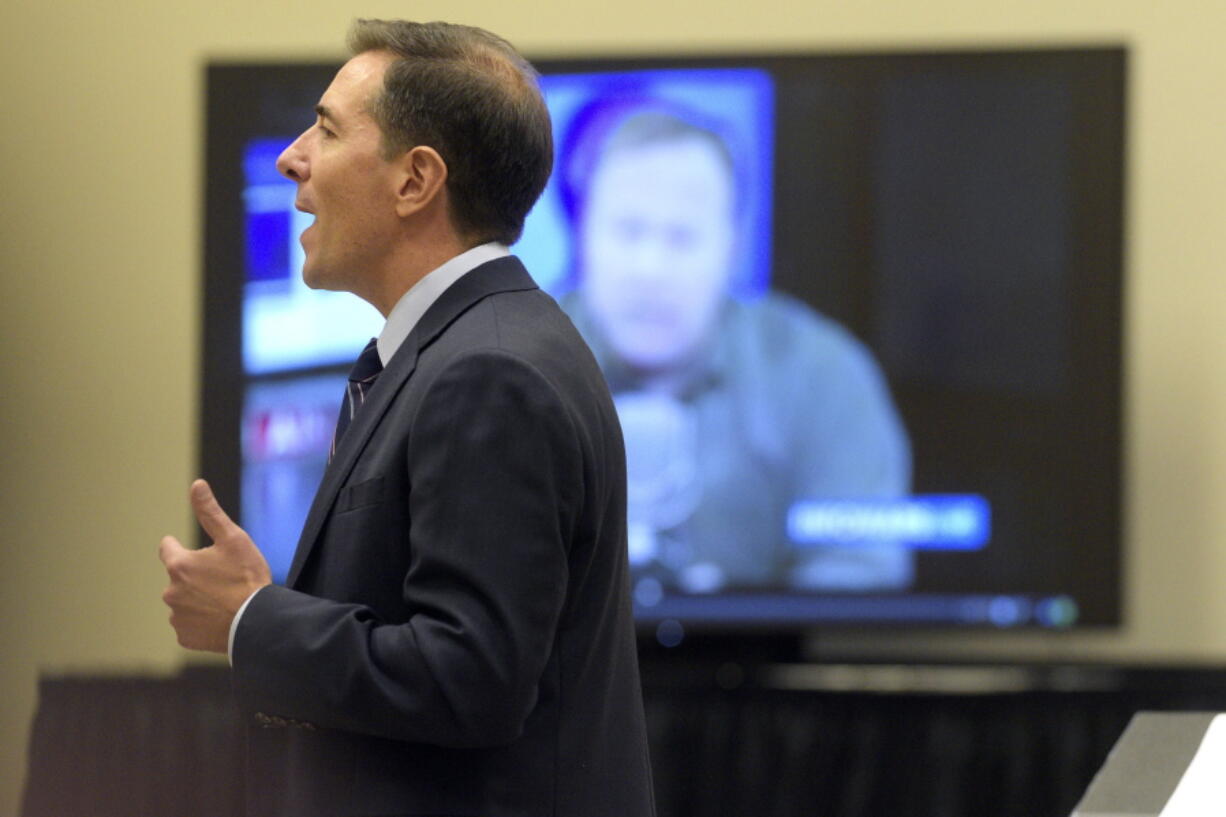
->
(314, 104, 337, 124)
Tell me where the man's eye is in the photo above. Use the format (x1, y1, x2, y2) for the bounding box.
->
(614, 218, 647, 242)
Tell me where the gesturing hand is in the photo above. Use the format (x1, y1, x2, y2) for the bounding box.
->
(159, 479, 272, 653)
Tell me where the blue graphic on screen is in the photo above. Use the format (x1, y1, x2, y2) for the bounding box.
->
(244, 141, 293, 284)
(242, 374, 342, 582)
(788, 495, 991, 550)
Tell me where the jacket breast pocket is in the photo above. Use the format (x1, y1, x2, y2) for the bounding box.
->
(337, 476, 384, 513)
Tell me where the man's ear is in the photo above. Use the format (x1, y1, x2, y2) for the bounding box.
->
(394, 145, 448, 218)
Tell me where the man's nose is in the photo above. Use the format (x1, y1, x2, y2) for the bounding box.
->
(276, 132, 309, 182)
(626, 231, 671, 282)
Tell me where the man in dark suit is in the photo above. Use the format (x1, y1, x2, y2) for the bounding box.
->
(158, 19, 655, 817)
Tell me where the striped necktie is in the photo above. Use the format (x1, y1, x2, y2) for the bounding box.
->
(329, 338, 383, 462)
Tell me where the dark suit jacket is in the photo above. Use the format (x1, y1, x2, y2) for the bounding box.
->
(231, 257, 656, 817)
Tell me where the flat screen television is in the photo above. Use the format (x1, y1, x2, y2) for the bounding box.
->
(202, 46, 1126, 638)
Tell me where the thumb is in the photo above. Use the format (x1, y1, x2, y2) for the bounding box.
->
(189, 479, 240, 545)
(158, 534, 189, 565)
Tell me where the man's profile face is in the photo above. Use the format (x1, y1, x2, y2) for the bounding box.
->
(276, 50, 401, 301)
(579, 135, 736, 374)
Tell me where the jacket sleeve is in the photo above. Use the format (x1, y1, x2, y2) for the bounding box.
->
(231, 347, 581, 748)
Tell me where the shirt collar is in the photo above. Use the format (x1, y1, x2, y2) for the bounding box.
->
(376, 242, 511, 366)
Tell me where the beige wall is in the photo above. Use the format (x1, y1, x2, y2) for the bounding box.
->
(3, 0, 1226, 813)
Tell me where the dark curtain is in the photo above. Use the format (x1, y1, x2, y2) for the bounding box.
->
(643, 685, 1132, 817)
(22, 663, 1226, 817)
(22, 668, 245, 817)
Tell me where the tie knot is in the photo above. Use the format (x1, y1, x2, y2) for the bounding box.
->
(350, 338, 383, 384)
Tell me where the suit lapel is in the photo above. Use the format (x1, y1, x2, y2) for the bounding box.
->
(285, 256, 538, 588)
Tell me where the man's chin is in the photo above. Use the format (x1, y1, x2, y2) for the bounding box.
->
(614, 341, 696, 375)
(301, 264, 341, 292)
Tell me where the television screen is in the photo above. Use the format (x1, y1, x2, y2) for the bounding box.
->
(202, 47, 1125, 633)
